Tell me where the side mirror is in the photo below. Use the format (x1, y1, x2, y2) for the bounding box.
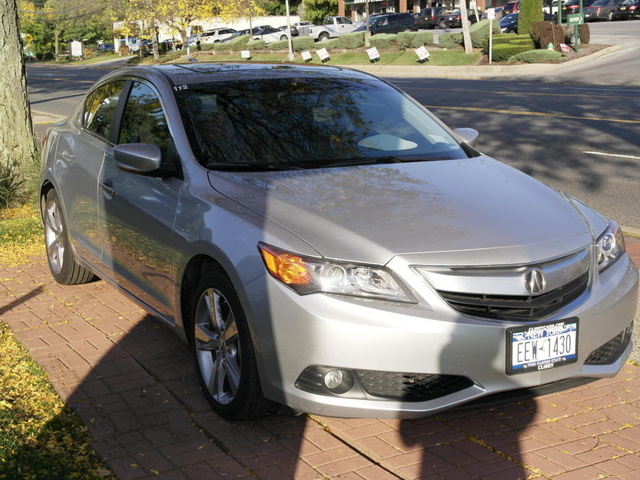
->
(114, 143, 162, 175)
(453, 128, 480, 147)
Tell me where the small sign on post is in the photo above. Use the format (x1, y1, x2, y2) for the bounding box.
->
(415, 46, 430, 63)
(317, 48, 330, 63)
(366, 47, 380, 63)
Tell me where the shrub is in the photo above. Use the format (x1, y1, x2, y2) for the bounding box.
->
(268, 39, 289, 51)
(246, 39, 266, 50)
(369, 34, 397, 50)
(578, 23, 590, 44)
(482, 33, 533, 54)
(470, 19, 501, 48)
(438, 32, 463, 49)
(509, 49, 562, 63)
(518, 0, 544, 35)
(227, 35, 251, 52)
(293, 36, 316, 51)
(338, 32, 365, 49)
(0, 162, 26, 209)
(319, 38, 340, 51)
(397, 31, 434, 49)
(491, 43, 537, 62)
(531, 20, 565, 49)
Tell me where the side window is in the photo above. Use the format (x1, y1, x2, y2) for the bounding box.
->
(119, 82, 178, 174)
(84, 80, 126, 140)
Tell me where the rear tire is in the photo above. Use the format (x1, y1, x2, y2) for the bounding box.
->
(438, 19, 447, 29)
(189, 270, 273, 421)
(318, 32, 330, 41)
(42, 189, 95, 285)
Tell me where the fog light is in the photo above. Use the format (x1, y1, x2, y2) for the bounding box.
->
(323, 369, 354, 394)
(324, 369, 344, 390)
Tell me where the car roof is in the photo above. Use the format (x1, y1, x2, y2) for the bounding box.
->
(98, 63, 376, 88)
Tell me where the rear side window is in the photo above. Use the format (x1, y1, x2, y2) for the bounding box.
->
(83, 80, 126, 140)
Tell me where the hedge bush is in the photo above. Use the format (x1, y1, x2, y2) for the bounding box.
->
(509, 49, 562, 63)
(226, 34, 251, 52)
(470, 19, 502, 48)
(578, 23, 590, 44)
(369, 34, 397, 50)
(491, 43, 537, 62)
(531, 21, 565, 49)
(338, 32, 366, 49)
(438, 32, 463, 49)
(246, 39, 266, 50)
(320, 38, 341, 51)
(482, 33, 533, 54)
(267, 36, 316, 51)
(397, 31, 434, 49)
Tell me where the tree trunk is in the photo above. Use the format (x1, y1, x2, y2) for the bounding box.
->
(0, 0, 37, 194)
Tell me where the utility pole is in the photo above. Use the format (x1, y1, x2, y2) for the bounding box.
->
(460, 1, 473, 54)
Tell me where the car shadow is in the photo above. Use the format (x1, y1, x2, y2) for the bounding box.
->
(1, 264, 598, 479)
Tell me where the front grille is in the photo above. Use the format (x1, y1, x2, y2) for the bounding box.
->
(438, 271, 589, 321)
(585, 325, 633, 365)
(356, 370, 474, 402)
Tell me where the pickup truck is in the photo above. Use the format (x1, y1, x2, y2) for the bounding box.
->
(297, 16, 359, 41)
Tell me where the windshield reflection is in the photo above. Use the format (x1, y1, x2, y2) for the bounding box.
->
(176, 77, 468, 170)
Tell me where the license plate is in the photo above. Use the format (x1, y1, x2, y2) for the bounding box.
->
(507, 319, 578, 375)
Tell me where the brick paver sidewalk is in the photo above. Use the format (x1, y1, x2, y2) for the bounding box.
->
(1, 239, 639, 479)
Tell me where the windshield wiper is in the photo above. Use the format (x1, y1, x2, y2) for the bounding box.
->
(315, 156, 407, 168)
(207, 162, 304, 171)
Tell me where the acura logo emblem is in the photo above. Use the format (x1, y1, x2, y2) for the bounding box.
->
(525, 268, 546, 294)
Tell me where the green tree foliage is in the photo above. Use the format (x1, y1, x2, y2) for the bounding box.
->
(302, 0, 338, 25)
(518, 0, 544, 36)
(261, 0, 303, 15)
(18, 0, 112, 58)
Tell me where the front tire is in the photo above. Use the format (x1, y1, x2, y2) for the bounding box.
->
(42, 189, 95, 285)
(190, 271, 272, 421)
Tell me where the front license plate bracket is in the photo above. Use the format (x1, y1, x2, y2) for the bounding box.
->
(507, 319, 578, 375)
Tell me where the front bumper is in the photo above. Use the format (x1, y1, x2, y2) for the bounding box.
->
(244, 254, 638, 419)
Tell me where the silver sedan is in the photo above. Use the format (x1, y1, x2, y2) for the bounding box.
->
(39, 63, 638, 420)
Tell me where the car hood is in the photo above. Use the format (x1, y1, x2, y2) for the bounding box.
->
(208, 157, 603, 266)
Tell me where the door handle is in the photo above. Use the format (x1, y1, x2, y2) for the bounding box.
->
(100, 179, 115, 200)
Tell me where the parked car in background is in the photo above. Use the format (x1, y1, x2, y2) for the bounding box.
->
(354, 12, 418, 34)
(584, 0, 624, 20)
(502, 1, 521, 15)
(252, 25, 289, 43)
(562, 0, 598, 16)
(416, 7, 448, 28)
(614, 0, 640, 18)
(221, 29, 250, 43)
(499, 11, 555, 33)
(297, 16, 359, 41)
(438, 9, 481, 28)
(200, 28, 237, 44)
(39, 62, 638, 421)
(97, 42, 114, 52)
(290, 21, 314, 36)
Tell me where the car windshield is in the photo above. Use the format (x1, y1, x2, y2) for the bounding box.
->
(176, 76, 469, 171)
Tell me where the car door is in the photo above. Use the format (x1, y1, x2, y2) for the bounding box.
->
(99, 80, 182, 321)
(54, 80, 126, 267)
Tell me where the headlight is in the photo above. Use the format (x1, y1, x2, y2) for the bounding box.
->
(596, 221, 626, 273)
(258, 243, 416, 303)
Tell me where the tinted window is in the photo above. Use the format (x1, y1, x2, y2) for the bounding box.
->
(176, 77, 468, 170)
(84, 80, 126, 140)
